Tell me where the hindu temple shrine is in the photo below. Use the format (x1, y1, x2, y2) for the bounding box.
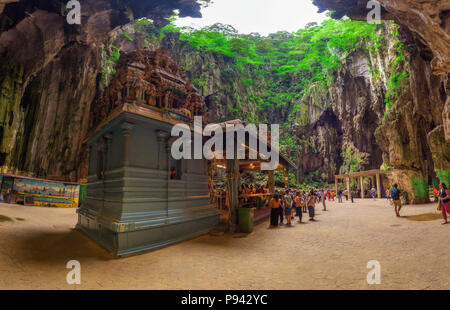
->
(77, 48, 219, 256)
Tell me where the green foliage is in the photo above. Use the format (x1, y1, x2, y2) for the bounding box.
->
(380, 162, 391, 172)
(100, 42, 121, 83)
(121, 32, 133, 41)
(369, 67, 381, 82)
(158, 18, 376, 119)
(410, 177, 428, 199)
(339, 142, 369, 174)
(384, 24, 409, 114)
(146, 17, 379, 174)
(436, 170, 450, 188)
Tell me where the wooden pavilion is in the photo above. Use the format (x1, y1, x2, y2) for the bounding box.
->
(208, 119, 297, 228)
(334, 169, 385, 199)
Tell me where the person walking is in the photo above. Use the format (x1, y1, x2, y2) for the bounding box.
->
(291, 190, 297, 220)
(278, 192, 284, 225)
(438, 183, 450, 225)
(307, 190, 316, 221)
(269, 194, 282, 227)
(391, 184, 402, 217)
(371, 187, 376, 200)
(350, 189, 354, 203)
(302, 191, 308, 213)
(295, 192, 303, 223)
(283, 190, 293, 225)
(337, 189, 342, 203)
(321, 190, 327, 211)
(5, 188, 11, 204)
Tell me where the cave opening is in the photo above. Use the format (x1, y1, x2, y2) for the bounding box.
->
(360, 109, 383, 170)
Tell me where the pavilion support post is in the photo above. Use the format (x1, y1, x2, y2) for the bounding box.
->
(376, 173, 381, 199)
(268, 170, 274, 194)
(360, 176, 365, 199)
(335, 176, 338, 195)
(346, 176, 350, 198)
(226, 148, 239, 232)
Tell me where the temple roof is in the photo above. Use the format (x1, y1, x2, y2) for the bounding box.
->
(89, 48, 207, 131)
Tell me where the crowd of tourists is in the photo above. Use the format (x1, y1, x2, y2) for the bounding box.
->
(232, 180, 450, 227)
(268, 188, 328, 227)
(265, 181, 450, 226)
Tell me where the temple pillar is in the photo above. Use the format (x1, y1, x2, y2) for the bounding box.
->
(156, 130, 170, 170)
(360, 176, 365, 199)
(335, 176, 338, 195)
(376, 173, 381, 199)
(346, 176, 350, 198)
(120, 122, 134, 167)
(104, 133, 113, 171)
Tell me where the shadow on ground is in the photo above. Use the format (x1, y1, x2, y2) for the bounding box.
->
(0, 214, 13, 222)
(406, 213, 442, 221)
(9, 229, 114, 264)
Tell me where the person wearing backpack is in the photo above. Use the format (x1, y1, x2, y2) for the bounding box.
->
(391, 184, 402, 217)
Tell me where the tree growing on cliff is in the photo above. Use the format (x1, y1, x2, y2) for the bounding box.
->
(339, 142, 370, 175)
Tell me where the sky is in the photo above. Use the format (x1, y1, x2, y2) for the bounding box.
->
(175, 0, 329, 36)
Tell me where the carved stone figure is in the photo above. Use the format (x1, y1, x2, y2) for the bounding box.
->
(89, 48, 208, 130)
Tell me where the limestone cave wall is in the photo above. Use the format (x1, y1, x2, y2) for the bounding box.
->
(0, 0, 202, 181)
(309, 0, 450, 202)
(0, 0, 448, 206)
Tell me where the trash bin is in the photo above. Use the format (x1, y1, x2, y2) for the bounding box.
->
(238, 207, 255, 233)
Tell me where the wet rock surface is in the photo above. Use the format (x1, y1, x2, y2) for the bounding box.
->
(0, 0, 202, 181)
(313, 0, 450, 74)
(0, 1, 448, 204)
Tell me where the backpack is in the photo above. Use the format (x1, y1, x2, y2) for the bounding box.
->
(391, 188, 400, 200)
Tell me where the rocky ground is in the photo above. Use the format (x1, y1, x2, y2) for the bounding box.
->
(0, 199, 449, 290)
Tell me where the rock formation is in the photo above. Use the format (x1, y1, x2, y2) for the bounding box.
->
(0, 0, 449, 204)
(313, 0, 450, 74)
(310, 0, 449, 202)
(0, 0, 203, 181)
